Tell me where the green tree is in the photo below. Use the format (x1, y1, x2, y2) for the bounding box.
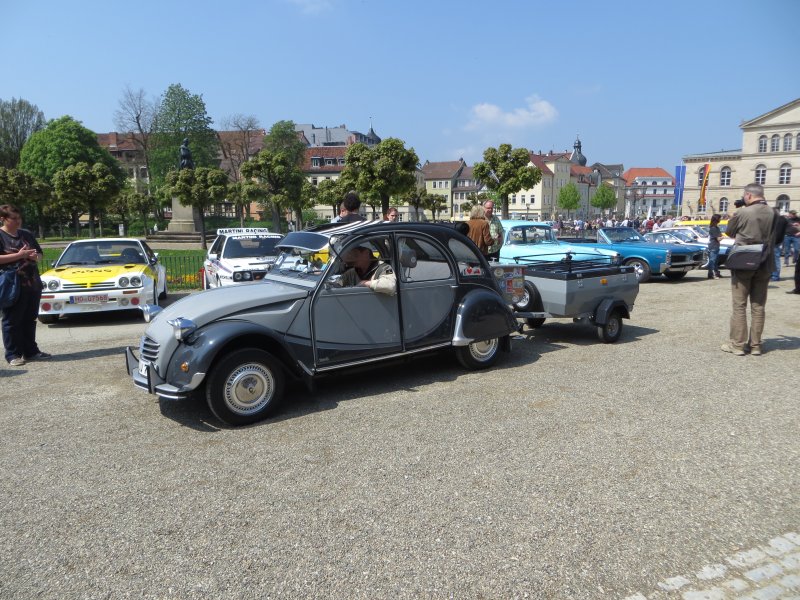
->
(472, 144, 541, 219)
(423, 193, 448, 220)
(263, 120, 305, 167)
(339, 138, 418, 216)
(0, 167, 51, 237)
(52, 162, 122, 237)
(165, 166, 229, 248)
(240, 148, 305, 233)
(591, 184, 619, 215)
(110, 186, 155, 235)
(19, 115, 124, 186)
(557, 182, 581, 218)
(149, 84, 219, 190)
(315, 178, 343, 220)
(0, 97, 46, 168)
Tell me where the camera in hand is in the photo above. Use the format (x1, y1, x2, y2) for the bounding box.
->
(734, 198, 745, 208)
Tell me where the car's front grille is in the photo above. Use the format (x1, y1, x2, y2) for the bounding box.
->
(61, 282, 116, 291)
(140, 336, 160, 362)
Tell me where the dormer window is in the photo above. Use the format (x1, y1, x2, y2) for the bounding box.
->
(311, 157, 321, 168)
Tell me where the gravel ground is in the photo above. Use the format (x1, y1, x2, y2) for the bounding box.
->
(0, 270, 798, 599)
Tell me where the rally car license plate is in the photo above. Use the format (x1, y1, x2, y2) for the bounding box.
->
(70, 294, 109, 304)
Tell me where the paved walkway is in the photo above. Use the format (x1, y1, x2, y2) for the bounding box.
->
(624, 532, 800, 599)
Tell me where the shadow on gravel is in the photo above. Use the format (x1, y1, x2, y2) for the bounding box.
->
(155, 322, 665, 431)
(766, 334, 800, 352)
(156, 347, 540, 431)
(47, 345, 128, 361)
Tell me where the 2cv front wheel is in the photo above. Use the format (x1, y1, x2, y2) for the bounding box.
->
(206, 349, 285, 426)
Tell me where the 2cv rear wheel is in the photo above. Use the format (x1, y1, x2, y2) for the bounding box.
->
(455, 337, 501, 370)
(206, 349, 285, 426)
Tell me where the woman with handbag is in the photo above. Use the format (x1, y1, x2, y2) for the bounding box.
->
(0, 204, 50, 366)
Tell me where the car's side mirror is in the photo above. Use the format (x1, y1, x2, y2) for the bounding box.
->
(324, 274, 343, 290)
(208, 252, 218, 260)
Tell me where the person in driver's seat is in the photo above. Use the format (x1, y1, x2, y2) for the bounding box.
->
(340, 245, 396, 295)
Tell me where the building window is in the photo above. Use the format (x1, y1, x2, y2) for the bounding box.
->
(784, 134, 793, 152)
(719, 198, 729, 213)
(771, 135, 780, 152)
(338, 158, 345, 165)
(444, 181, 449, 188)
(139, 167, 148, 179)
(697, 165, 707, 186)
(779, 163, 792, 184)
(720, 167, 731, 186)
(755, 165, 766, 185)
(776, 195, 790, 212)
(758, 136, 768, 152)
(311, 157, 321, 168)
(325, 158, 335, 166)
(311, 177, 318, 185)
(521, 195, 526, 204)
(797, 133, 800, 151)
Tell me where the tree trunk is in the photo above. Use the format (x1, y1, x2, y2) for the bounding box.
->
(271, 202, 281, 233)
(500, 194, 510, 219)
(380, 193, 390, 218)
(72, 212, 80, 238)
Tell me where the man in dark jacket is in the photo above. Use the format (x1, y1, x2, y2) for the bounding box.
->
(721, 183, 775, 356)
(771, 208, 788, 281)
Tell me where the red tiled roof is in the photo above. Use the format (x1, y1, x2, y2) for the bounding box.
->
(421, 159, 464, 180)
(571, 165, 592, 176)
(622, 167, 673, 185)
(97, 132, 141, 152)
(302, 146, 347, 172)
(528, 153, 553, 176)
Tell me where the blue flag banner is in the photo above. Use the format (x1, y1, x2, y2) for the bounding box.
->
(674, 165, 686, 206)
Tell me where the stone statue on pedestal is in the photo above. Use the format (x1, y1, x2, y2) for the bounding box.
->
(179, 138, 195, 170)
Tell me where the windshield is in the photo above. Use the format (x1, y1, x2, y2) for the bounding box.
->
(223, 236, 281, 259)
(57, 241, 146, 266)
(506, 225, 555, 245)
(603, 227, 644, 243)
(271, 247, 329, 280)
(667, 230, 696, 242)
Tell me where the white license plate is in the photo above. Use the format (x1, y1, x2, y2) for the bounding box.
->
(138, 360, 150, 377)
(71, 294, 109, 304)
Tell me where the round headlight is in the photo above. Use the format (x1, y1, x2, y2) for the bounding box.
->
(119, 277, 130, 287)
(130, 276, 142, 287)
(233, 272, 242, 281)
(242, 272, 252, 280)
(47, 280, 59, 291)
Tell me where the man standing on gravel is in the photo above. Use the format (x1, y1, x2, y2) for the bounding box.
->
(721, 183, 775, 356)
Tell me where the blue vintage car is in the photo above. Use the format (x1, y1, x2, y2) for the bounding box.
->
(558, 227, 707, 282)
(498, 220, 619, 263)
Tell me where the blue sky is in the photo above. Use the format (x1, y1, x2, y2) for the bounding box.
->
(2, 0, 798, 172)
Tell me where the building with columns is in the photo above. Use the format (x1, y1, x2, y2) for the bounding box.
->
(681, 98, 800, 216)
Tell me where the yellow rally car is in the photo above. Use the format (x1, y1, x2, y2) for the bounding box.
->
(38, 238, 167, 324)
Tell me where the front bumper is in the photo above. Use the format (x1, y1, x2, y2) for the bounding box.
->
(125, 346, 198, 401)
(41, 288, 150, 317)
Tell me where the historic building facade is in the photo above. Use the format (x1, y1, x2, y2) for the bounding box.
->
(681, 98, 800, 216)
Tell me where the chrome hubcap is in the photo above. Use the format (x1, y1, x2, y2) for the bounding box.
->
(224, 363, 275, 415)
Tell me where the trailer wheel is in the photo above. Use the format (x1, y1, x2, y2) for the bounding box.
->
(597, 309, 623, 343)
(514, 280, 546, 328)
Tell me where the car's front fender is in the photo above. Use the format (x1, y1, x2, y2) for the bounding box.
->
(452, 289, 517, 346)
(164, 320, 291, 391)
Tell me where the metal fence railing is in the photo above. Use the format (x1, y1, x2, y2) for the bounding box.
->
(39, 256, 205, 291)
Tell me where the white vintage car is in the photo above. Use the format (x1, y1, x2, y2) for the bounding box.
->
(38, 238, 167, 324)
(202, 228, 284, 289)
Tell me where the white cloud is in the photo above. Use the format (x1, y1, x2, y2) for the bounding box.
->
(465, 94, 557, 131)
(287, 0, 332, 15)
